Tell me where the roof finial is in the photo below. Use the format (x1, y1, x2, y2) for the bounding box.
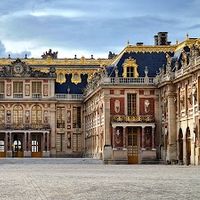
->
(186, 33, 189, 40)
(127, 40, 130, 45)
(176, 40, 179, 45)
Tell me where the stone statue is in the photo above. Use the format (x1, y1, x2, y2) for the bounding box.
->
(41, 49, 58, 59)
(181, 50, 189, 66)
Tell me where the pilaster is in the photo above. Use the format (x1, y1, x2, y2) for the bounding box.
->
(167, 84, 177, 162)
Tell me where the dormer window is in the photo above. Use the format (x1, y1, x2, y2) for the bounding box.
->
(127, 67, 134, 77)
(122, 57, 139, 78)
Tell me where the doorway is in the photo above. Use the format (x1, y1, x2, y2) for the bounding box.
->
(186, 128, 191, 165)
(13, 134, 24, 157)
(178, 129, 183, 163)
(31, 133, 42, 157)
(127, 127, 138, 164)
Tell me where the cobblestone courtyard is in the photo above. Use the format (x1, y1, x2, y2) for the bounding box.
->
(0, 158, 200, 200)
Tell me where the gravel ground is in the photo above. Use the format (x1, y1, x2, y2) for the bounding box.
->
(0, 158, 200, 200)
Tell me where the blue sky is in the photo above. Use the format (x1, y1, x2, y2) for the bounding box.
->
(0, 0, 199, 58)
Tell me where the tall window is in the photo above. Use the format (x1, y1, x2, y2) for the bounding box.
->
(127, 67, 134, 77)
(0, 81, 4, 98)
(32, 134, 41, 152)
(0, 140, 4, 152)
(32, 82, 42, 98)
(13, 82, 23, 98)
(127, 94, 137, 115)
(0, 106, 5, 125)
(72, 133, 81, 152)
(57, 107, 65, 128)
(73, 107, 81, 128)
(32, 105, 42, 124)
(13, 105, 23, 125)
(56, 133, 65, 151)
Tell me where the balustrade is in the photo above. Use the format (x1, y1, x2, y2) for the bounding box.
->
(111, 115, 155, 123)
(0, 123, 50, 130)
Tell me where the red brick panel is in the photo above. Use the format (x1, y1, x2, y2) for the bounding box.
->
(140, 98, 154, 115)
(110, 98, 125, 115)
(139, 90, 144, 95)
(150, 90, 155, 95)
(120, 90, 124, 95)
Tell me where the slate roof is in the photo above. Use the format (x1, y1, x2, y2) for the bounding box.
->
(55, 74, 88, 94)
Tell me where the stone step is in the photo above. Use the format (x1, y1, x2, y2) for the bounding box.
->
(0, 158, 103, 165)
(141, 159, 165, 165)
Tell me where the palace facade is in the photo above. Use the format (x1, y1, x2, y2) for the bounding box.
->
(0, 32, 200, 165)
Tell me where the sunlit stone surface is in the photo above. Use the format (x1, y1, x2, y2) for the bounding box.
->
(0, 158, 199, 200)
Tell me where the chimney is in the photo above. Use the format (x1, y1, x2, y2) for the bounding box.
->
(136, 42, 143, 46)
(154, 35, 158, 46)
(157, 32, 168, 45)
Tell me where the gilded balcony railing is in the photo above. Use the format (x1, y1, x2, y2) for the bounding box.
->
(111, 115, 155, 123)
(0, 123, 50, 130)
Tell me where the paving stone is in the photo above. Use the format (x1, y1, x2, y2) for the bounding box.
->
(0, 159, 199, 200)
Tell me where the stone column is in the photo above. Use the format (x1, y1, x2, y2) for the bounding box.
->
(42, 132, 45, 152)
(142, 127, 145, 149)
(152, 126, 155, 149)
(6, 132, 12, 157)
(47, 132, 50, 152)
(43, 132, 50, 157)
(112, 127, 116, 148)
(167, 84, 177, 162)
(9, 132, 12, 151)
(104, 96, 111, 146)
(27, 132, 31, 157)
(24, 132, 30, 157)
(50, 103, 56, 156)
(23, 132, 27, 152)
(4, 132, 8, 153)
(123, 127, 126, 148)
(103, 95, 112, 162)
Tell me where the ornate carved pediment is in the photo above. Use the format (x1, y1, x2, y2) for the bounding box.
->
(0, 58, 56, 78)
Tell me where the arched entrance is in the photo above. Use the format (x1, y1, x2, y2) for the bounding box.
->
(0, 139, 5, 157)
(178, 128, 183, 163)
(31, 133, 42, 157)
(13, 134, 24, 157)
(186, 127, 191, 165)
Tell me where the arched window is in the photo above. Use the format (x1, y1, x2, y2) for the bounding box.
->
(32, 105, 42, 124)
(0, 140, 4, 152)
(0, 106, 5, 125)
(13, 105, 23, 125)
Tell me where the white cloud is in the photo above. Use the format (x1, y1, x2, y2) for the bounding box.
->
(0, 0, 199, 58)
(30, 9, 85, 18)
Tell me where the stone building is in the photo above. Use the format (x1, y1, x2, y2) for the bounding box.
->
(0, 33, 200, 165)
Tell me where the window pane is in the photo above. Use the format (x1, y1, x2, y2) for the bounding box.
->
(32, 82, 42, 94)
(57, 107, 65, 128)
(127, 94, 136, 115)
(13, 82, 23, 93)
(13, 105, 23, 125)
(0, 82, 4, 93)
(0, 106, 5, 124)
(32, 105, 42, 124)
